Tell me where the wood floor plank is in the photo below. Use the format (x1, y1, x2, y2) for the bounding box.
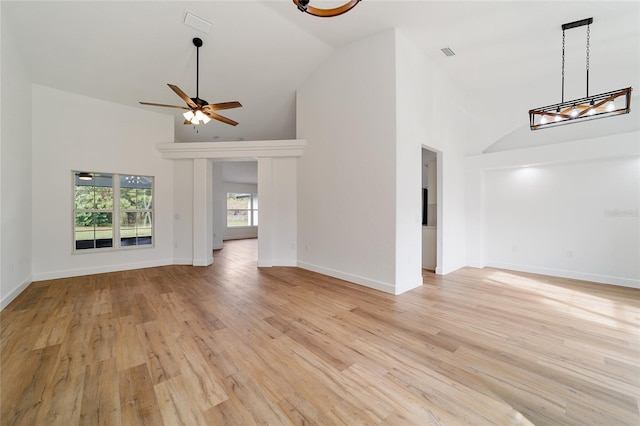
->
(1, 239, 638, 425)
(173, 337, 229, 411)
(118, 363, 164, 426)
(1, 344, 61, 425)
(114, 315, 147, 372)
(154, 376, 214, 426)
(136, 321, 181, 385)
(79, 358, 121, 426)
(34, 350, 85, 426)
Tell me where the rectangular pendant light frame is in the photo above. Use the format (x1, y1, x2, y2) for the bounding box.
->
(529, 87, 632, 130)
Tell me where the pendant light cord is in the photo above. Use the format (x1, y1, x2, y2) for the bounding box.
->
(561, 29, 565, 103)
(586, 24, 590, 97)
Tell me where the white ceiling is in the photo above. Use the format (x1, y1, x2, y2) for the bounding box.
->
(3, 0, 639, 145)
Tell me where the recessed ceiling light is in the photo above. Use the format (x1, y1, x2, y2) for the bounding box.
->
(183, 11, 211, 34)
(440, 47, 455, 57)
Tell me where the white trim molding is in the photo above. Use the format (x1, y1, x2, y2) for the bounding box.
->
(157, 139, 306, 160)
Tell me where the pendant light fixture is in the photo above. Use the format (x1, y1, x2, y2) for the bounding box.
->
(529, 17, 632, 130)
(293, 0, 361, 17)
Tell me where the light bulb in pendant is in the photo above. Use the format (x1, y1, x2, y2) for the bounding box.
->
(569, 104, 579, 118)
(554, 107, 562, 122)
(606, 101, 616, 112)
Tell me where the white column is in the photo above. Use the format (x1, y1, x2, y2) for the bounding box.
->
(193, 158, 213, 266)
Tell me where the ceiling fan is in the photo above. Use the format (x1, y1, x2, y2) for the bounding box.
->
(139, 37, 242, 126)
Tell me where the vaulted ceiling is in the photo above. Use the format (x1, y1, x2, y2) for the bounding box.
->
(3, 1, 638, 143)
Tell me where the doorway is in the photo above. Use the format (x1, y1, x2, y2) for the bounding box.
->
(421, 148, 437, 271)
(212, 160, 259, 253)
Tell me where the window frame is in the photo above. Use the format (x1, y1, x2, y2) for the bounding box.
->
(72, 171, 155, 253)
(226, 192, 258, 228)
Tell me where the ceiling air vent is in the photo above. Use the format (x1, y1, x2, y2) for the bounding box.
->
(184, 11, 212, 34)
(440, 47, 455, 57)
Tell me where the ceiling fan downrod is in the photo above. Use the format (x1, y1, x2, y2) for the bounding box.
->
(193, 37, 203, 104)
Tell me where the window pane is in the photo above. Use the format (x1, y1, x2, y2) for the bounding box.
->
(140, 188, 153, 209)
(74, 173, 113, 210)
(120, 175, 153, 209)
(227, 193, 250, 210)
(75, 185, 93, 209)
(94, 187, 113, 209)
(252, 193, 258, 210)
(75, 212, 112, 250)
(120, 188, 136, 209)
(227, 210, 249, 227)
(252, 210, 259, 226)
(121, 212, 153, 246)
(94, 213, 113, 248)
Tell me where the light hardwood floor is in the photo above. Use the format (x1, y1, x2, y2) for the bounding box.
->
(1, 239, 639, 425)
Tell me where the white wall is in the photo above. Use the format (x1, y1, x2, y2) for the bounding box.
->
(31, 85, 175, 280)
(466, 132, 640, 288)
(1, 12, 33, 309)
(297, 29, 469, 294)
(395, 30, 468, 278)
(297, 30, 398, 293)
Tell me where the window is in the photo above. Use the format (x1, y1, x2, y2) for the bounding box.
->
(73, 171, 153, 251)
(74, 173, 114, 249)
(227, 193, 258, 227)
(120, 175, 153, 247)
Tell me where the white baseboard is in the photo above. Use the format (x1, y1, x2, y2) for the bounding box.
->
(32, 259, 175, 281)
(173, 257, 193, 265)
(394, 277, 424, 295)
(193, 256, 214, 267)
(486, 261, 640, 289)
(436, 262, 466, 275)
(257, 258, 297, 268)
(272, 259, 297, 267)
(297, 261, 396, 294)
(1, 275, 33, 311)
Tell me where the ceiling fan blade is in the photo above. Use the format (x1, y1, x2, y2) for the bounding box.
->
(184, 119, 192, 125)
(139, 101, 190, 110)
(168, 84, 197, 109)
(204, 110, 239, 126)
(202, 101, 243, 111)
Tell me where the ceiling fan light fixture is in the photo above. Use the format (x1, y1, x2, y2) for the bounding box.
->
(183, 110, 195, 121)
(528, 17, 632, 130)
(292, 0, 362, 18)
(195, 110, 211, 124)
